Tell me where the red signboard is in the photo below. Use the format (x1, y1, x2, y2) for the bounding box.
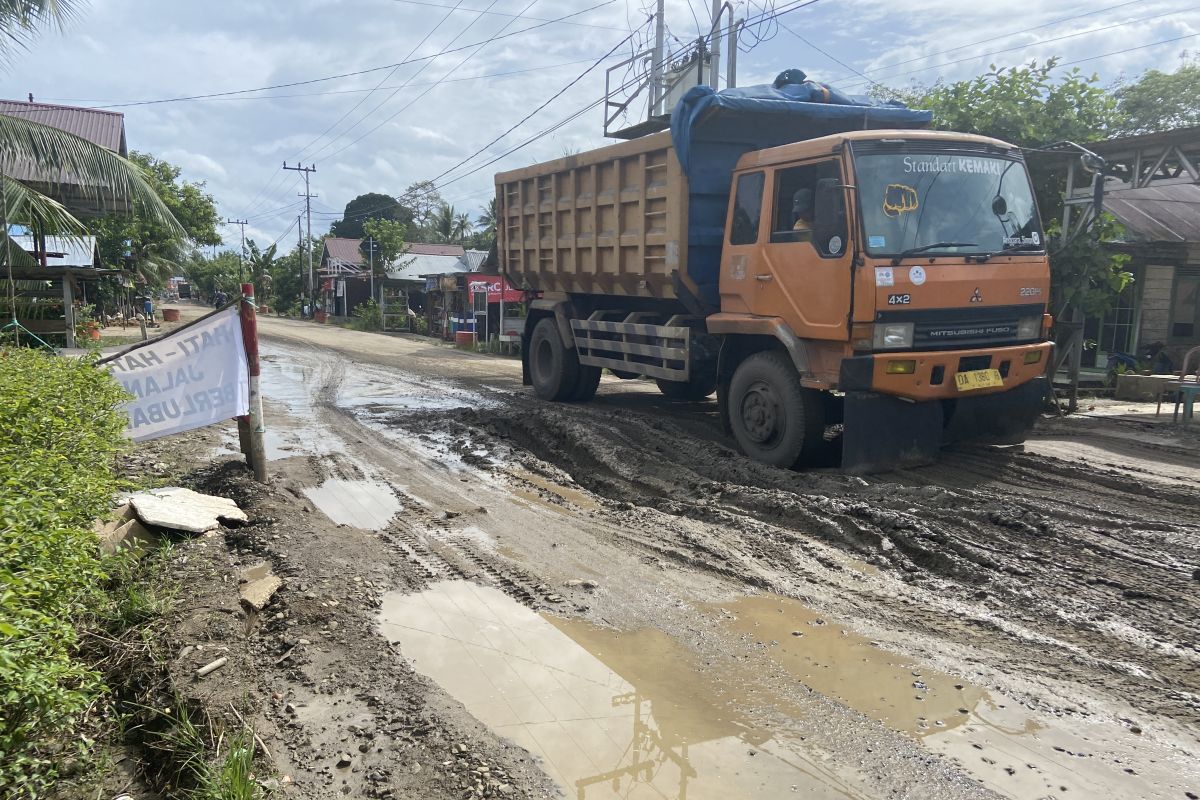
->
(466, 274, 524, 303)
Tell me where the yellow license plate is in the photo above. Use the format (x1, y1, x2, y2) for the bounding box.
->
(955, 368, 1003, 391)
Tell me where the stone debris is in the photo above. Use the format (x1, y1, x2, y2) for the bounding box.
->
(94, 506, 159, 554)
(239, 563, 284, 612)
(127, 487, 248, 533)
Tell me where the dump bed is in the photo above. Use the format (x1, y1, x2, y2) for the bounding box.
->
(495, 131, 687, 302)
(497, 82, 933, 312)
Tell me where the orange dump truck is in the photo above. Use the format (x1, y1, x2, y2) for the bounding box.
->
(496, 81, 1056, 472)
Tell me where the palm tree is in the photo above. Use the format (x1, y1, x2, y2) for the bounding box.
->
(431, 203, 456, 243)
(452, 211, 472, 243)
(0, 0, 182, 268)
(476, 197, 498, 237)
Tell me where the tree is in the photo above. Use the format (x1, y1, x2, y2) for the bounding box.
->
(329, 192, 412, 239)
(476, 197, 497, 237)
(268, 246, 305, 315)
(184, 250, 241, 301)
(245, 239, 277, 303)
(361, 217, 408, 284)
(1113, 57, 1200, 136)
(402, 180, 444, 239)
(428, 203, 457, 243)
(87, 151, 220, 286)
(452, 211, 473, 243)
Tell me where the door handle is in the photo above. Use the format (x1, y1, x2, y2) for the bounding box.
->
(755, 274, 774, 282)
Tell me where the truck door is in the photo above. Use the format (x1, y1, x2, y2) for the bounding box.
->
(755, 159, 854, 340)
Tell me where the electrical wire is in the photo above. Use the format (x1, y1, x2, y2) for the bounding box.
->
(390, 0, 628, 30)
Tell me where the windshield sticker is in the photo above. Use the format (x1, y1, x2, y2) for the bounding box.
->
(909, 266, 927, 286)
(883, 184, 919, 218)
(869, 235, 886, 248)
(875, 267, 895, 287)
(1003, 234, 1042, 247)
(903, 155, 1008, 175)
(827, 235, 843, 254)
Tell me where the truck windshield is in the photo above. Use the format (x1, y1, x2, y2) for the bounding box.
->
(853, 150, 1043, 258)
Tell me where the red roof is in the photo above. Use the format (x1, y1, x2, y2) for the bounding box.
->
(404, 242, 464, 257)
(322, 237, 364, 266)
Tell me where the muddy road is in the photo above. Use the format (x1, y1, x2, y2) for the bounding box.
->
(222, 316, 1200, 799)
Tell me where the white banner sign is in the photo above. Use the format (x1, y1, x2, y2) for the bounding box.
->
(104, 305, 250, 442)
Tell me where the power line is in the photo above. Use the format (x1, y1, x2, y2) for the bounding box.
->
(312, 0, 515, 163)
(838, 5, 1186, 91)
(823, 0, 1149, 85)
(84, 0, 618, 110)
(390, 0, 628, 30)
(777, 20, 886, 91)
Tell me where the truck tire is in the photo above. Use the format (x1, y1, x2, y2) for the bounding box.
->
(728, 351, 825, 467)
(655, 377, 717, 400)
(572, 366, 602, 401)
(529, 318, 580, 401)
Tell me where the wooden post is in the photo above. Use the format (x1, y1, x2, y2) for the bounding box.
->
(62, 274, 76, 348)
(239, 283, 268, 482)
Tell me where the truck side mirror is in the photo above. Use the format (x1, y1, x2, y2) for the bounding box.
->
(813, 178, 846, 256)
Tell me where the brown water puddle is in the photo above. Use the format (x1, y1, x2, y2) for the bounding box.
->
(379, 583, 1195, 800)
(304, 478, 402, 530)
(378, 581, 864, 799)
(714, 595, 984, 736)
(508, 466, 601, 512)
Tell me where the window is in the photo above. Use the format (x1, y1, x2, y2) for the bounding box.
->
(769, 160, 845, 256)
(1171, 272, 1199, 339)
(729, 171, 765, 245)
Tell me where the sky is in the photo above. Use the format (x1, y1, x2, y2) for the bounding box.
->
(2, 0, 1195, 251)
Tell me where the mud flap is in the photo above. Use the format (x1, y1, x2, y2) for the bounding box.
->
(944, 377, 1048, 446)
(841, 391, 943, 474)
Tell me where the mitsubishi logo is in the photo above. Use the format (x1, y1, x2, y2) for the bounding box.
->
(970, 287, 983, 303)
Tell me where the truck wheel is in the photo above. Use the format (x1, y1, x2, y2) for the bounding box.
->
(529, 318, 580, 401)
(728, 351, 825, 467)
(655, 377, 717, 400)
(571, 366, 602, 401)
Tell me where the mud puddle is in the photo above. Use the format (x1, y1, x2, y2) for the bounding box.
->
(304, 478, 402, 530)
(378, 581, 864, 799)
(719, 595, 1193, 800)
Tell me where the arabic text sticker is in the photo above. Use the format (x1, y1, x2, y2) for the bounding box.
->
(875, 267, 895, 287)
(909, 265, 927, 286)
(883, 184, 919, 218)
(827, 235, 843, 254)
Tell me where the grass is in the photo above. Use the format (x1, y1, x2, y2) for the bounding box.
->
(146, 700, 264, 800)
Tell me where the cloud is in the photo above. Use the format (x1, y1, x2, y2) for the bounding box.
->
(5, 0, 1191, 251)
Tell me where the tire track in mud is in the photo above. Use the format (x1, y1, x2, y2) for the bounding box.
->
(382, 402, 1200, 727)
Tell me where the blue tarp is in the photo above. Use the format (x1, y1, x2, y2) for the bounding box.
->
(668, 81, 933, 310)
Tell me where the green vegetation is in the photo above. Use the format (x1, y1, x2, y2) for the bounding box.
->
(350, 298, 383, 331)
(329, 192, 412, 240)
(149, 703, 263, 800)
(1113, 56, 1200, 136)
(0, 347, 129, 795)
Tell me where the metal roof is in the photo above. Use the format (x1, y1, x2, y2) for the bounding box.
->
(321, 237, 364, 266)
(387, 253, 467, 281)
(1104, 184, 1200, 243)
(405, 242, 465, 257)
(459, 249, 489, 271)
(0, 99, 127, 153)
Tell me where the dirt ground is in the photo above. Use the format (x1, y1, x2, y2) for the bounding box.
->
(134, 313, 1200, 800)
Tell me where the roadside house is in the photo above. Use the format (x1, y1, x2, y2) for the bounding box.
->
(1063, 126, 1200, 371)
(318, 237, 368, 317)
(0, 99, 130, 346)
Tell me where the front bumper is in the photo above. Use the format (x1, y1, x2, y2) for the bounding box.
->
(838, 341, 1052, 401)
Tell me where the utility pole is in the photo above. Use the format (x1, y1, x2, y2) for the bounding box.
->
(296, 214, 305, 314)
(283, 162, 317, 316)
(225, 218, 248, 281)
(709, 0, 722, 89)
(649, 0, 665, 116)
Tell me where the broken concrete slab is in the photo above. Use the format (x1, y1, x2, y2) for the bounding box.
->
(100, 518, 159, 555)
(239, 562, 284, 611)
(127, 487, 248, 533)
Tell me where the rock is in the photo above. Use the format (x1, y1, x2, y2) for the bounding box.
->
(240, 574, 284, 612)
(128, 487, 248, 533)
(563, 579, 584, 588)
(581, 580, 599, 591)
(259, 777, 281, 791)
(336, 753, 353, 768)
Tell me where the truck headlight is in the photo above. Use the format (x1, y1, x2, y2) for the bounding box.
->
(1017, 316, 1040, 340)
(874, 322, 914, 350)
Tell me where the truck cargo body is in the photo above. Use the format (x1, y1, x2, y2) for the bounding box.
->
(497, 85, 1053, 471)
